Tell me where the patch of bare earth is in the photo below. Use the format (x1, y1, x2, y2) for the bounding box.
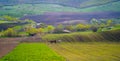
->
(0, 38, 20, 58)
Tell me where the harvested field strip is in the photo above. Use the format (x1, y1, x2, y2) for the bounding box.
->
(49, 42, 120, 61)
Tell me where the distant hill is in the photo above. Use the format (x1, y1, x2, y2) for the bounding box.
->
(0, 0, 119, 8)
(20, 12, 120, 25)
(0, 1, 120, 17)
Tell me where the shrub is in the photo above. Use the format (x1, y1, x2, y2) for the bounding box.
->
(1, 28, 18, 37)
(47, 25, 55, 33)
(91, 26, 98, 32)
(25, 27, 37, 36)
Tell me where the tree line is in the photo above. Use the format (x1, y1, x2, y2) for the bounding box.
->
(0, 16, 114, 37)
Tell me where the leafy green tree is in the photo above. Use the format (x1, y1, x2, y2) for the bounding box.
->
(54, 24, 64, 33)
(84, 25, 91, 30)
(76, 24, 85, 31)
(65, 25, 75, 31)
(25, 19, 36, 28)
(38, 23, 47, 28)
(37, 28, 44, 34)
(2, 28, 18, 37)
(37, 28, 45, 36)
(47, 25, 55, 33)
(24, 25, 37, 36)
(57, 24, 64, 30)
(100, 23, 106, 28)
(91, 26, 98, 32)
(107, 20, 112, 26)
(76, 24, 91, 31)
(25, 19, 36, 24)
(90, 18, 99, 25)
(2, 15, 18, 21)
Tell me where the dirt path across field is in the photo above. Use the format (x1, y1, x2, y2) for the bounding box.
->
(0, 36, 42, 58)
(0, 38, 19, 58)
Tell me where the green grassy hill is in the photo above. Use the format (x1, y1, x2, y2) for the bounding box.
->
(42, 29, 120, 42)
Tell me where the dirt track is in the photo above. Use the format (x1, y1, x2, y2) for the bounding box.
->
(0, 38, 19, 58)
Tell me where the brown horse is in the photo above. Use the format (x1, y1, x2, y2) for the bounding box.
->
(49, 40, 57, 43)
(48, 40, 62, 43)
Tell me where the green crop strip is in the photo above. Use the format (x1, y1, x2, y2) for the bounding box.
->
(0, 43, 65, 61)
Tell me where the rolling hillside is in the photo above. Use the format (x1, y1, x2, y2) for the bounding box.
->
(20, 12, 120, 24)
(0, 0, 120, 25)
(0, 1, 120, 17)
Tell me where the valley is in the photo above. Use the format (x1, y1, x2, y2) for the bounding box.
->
(0, 0, 120, 61)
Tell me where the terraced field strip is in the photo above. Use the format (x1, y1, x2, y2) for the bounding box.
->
(0, 43, 65, 61)
(49, 42, 120, 61)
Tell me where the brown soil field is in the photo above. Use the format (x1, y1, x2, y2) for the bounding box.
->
(0, 38, 19, 58)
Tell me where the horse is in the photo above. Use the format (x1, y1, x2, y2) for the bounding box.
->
(49, 40, 57, 43)
(48, 40, 62, 43)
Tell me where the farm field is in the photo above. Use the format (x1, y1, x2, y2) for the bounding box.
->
(49, 42, 120, 61)
(0, 43, 65, 61)
(0, 30, 120, 61)
(0, 0, 120, 61)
